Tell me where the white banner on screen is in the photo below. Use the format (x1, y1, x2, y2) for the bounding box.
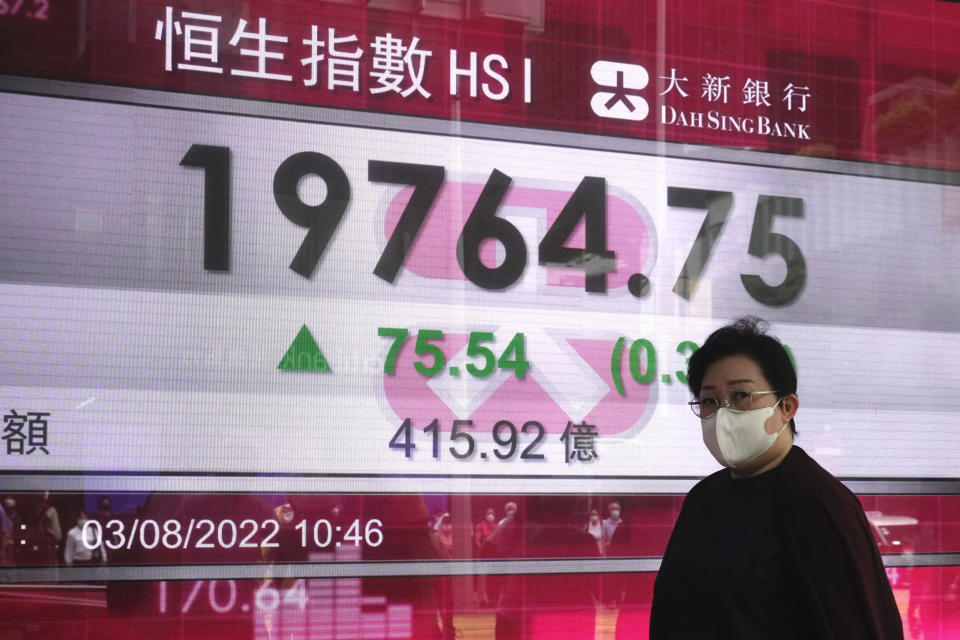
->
(1, 93, 958, 478)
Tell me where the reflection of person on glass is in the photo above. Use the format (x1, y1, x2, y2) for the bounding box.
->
(651, 317, 903, 639)
(585, 509, 604, 556)
(475, 508, 498, 607)
(435, 513, 454, 558)
(31, 491, 61, 565)
(64, 512, 106, 565)
(601, 501, 622, 550)
(0, 497, 14, 565)
(493, 496, 599, 639)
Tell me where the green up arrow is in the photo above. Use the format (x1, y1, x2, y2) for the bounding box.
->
(278, 324, 331, 372)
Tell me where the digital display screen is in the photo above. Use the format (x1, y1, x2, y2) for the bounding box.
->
(2, 1, 960, 638)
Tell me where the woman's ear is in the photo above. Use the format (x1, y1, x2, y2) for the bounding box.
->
(780, 393, 799, 422)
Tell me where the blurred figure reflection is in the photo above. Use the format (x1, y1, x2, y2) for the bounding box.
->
(0, 496, 14, 565)
(493, 496, 599, 639)
(475, 507, 498, 550)
(475, 507, 498, 607)
(362, 494, 447, 639)
(481, 501, 522, 622)
(585, 509, 605, 556)
(94, 495, 113, 531)
(64, 511, 106, 565)
(500, 501, 518, 526)
(22, 492, 61, 565)
(602, 501, 622, 552)
(435, 513, 454, 558)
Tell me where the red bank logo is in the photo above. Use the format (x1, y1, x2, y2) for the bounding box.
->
(590, 61, 650, 121)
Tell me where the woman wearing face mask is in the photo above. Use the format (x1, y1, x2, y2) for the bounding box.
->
(650, 317, 902, 639)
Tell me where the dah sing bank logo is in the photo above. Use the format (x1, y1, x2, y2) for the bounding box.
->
(590, 61, 650, 121)
(589, 60, 812, 141)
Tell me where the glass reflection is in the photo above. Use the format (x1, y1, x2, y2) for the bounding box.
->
(1, 491, 958, 638)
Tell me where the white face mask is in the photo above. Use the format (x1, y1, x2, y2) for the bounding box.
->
(701, 401, 787, 468)
(609, 510, 620, 520)
(486, 514, 495, 522)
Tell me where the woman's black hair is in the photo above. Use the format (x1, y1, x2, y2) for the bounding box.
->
(687, 316, 798, 434)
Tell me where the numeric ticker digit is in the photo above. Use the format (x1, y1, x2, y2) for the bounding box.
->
(180, 144, 231, 272)
(369, 161, 445, 283)
(538, 176, 614, 293)
(740, 195, 806, 306)
(449, 420, 476, 459)
(412, 329, 446, 376)
(674, 340, 699, 385)
(378, 327, 410, 374)
(465, 331, 496, 377)
(668, 187, 733, 300)
(457, 169, 527, 290)
(274, 151, 351, 278)
(389, 418, 416, 458)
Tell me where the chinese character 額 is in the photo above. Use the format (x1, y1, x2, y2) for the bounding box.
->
(560, 421, 599, 463)
(743, 78, 771, 106)
(701, 73, 730, 103)
(3, 411, 50, 455)
(369, 33, 433, 99)
(659, 68, 690, 98)
(782, 83, 811, 112)
(154, 6, 224, 74)
(228, 17, 293, 82)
